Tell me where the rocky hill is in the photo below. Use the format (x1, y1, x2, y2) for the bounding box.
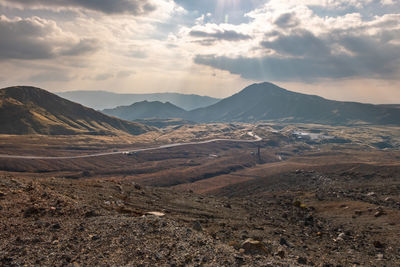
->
(0, 86, 153, 135)
(189, 82, 400, 125)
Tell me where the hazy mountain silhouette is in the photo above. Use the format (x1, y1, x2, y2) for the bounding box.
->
(102, 101, 187, 121)
(188, 82, 400, 125)
(378, 104, 400, 109)
(58, 91, 220, 111)
(0, 86, 153, 135)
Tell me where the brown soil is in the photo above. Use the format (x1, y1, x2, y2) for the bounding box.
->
(1, 123, 399, 266)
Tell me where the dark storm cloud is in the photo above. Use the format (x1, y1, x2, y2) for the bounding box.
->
(190, 29, 251, 42)
(2, 0, 156, 15)
(0, 16, 100, 60)
(274, 13, 299, 28)
(60, 39, 100, 56)
(127, 50, 148, 59)
(191, 39, 217, 46)
(28, 71, 74, 82)
(194, 54, 354, 81)
(0, 16, 54, 60)
(194, 31, 400, 81)
(261, 30, 330, 57)
(116, 70, 134, 78)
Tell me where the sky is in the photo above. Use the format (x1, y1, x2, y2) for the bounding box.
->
(0, 0, 399, 104)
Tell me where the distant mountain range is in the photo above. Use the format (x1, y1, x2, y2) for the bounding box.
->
(133, 118, 195, 128)
(58, 91, 220, 111)
(103, 100, 186, 121)
(0, 86, 153, 135)
(103, 82, 400, 125)
(1, 83, 399, 136)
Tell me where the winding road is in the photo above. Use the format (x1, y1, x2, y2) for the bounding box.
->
(0, 132, 262, 160)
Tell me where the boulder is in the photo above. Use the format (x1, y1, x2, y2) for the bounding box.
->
(240, 239, 270, 255)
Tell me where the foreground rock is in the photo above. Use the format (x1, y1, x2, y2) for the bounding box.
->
(0, 175, 399, 266)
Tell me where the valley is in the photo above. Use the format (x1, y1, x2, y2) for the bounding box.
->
(0, 85, 399, 266)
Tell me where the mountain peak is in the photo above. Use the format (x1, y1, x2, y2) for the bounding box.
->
(239, 82, 289, 94)
(189, 82, 400, 125)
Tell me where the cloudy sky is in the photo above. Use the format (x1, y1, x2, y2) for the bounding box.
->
(0, 0, 399, 103)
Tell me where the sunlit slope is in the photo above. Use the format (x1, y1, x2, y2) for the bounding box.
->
(0, 86, 154, 135)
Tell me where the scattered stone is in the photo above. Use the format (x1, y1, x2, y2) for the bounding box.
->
(305, 214, 314, 226)
(51, 223, 61, 230)
(376, 206, 384, 212)
(89, 234, 99, 241)
(366, 192, 377, 197)
(154, 252, 162, 260)
(293, 200, 301, 207)
(376, 253, 384, 260)
(276, 250, 285, 258)
(23, 207, 40, 218)
(384, 197, 393, 202)
(279, 237, 289, 246)
(84, 210, 98, 217)
(297, 256, 307, 264)
(133, 183, 141, 190)
(373, 241, 384, 248)
(234, 254, 244, 264)
(374, 210, 385, 217)
(228, 241, 240, 249)
(146, 211, 165, 217)
(335, 232, 345, 242)
(0, 191, 6, 197)
(354, 210, 363, 216)
(192, 221, 202, 232)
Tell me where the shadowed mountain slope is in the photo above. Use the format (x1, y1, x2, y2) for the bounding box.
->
(102, 101, 187, 121)
(189, 82, 400, 125)
(0, 86, 154, 135)
(58, 91, 220, 111)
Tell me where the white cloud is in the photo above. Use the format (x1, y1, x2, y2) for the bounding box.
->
(0, 0, 399, 103)
(381, 0, 397, 5)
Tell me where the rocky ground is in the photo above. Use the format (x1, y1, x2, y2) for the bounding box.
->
(1, 169, 399, 266)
